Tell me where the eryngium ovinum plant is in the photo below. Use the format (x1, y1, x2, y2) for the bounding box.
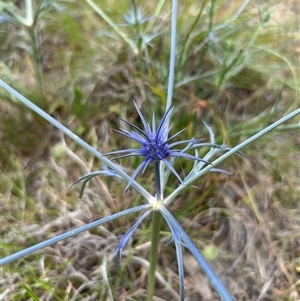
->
(1, 1, 300, 301)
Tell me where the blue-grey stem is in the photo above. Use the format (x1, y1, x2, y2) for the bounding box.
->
(0, 204, 152, 266)
(154, 161, 162, 200)
(0, 80, 155, 204)
(147, 161, 163, 300)
(159, 205, 235, 301)
(164, 108, 300, 206)
(166, 0, 178, 112)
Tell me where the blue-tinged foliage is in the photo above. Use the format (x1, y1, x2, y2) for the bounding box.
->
(0, 204, 152, 266)
(160, 205, 235, 301)
(105, 101, 210, 191)
(114, 210, 151, 264)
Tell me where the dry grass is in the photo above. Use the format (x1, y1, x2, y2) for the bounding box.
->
(1, 0, 299, 300)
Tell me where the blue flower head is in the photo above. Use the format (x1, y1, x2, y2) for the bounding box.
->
(105, 102, 210, 191)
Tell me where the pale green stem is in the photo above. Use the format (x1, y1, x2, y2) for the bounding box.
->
(148, 211, 162, 301)
(146, 0, 166, 31)
(147, 161, 163, 300)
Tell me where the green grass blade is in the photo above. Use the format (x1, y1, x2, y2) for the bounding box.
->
(20, 283, 41, 301)
(86, 0, 138, 54)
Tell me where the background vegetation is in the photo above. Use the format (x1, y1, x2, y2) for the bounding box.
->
(1, 0, 299, 300)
